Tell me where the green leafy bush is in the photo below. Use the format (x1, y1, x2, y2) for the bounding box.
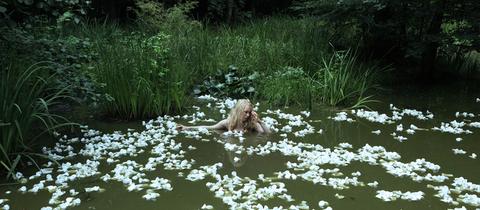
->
(260, 66, 317, 107)
(1, 0, 91, 25)
(133, 0, 200, 34)
(194, 65, 258, 98)
(0, 25, 100, 105)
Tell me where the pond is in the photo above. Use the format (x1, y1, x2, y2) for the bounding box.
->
(1, 82, 479, 210)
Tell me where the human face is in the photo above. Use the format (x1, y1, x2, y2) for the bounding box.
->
(242, 105, 253, 122)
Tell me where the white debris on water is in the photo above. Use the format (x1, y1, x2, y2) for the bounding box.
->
(142, 190, 160, 201)
(396, 124, 404, 132)
(452, 149, 467, 155)
(367, 181, 379, 188)
(393, 135, 408, 142)
(197, 95, 218, 101)
(375, 190, 424, 202)
(470, 122, 480, 128)
(300, 111, 310, 118)
(456, 112, 475, 118)
(432, 120, 472, 134)
(201, 204, 214, 209)
(353, 109, 392, 124)
(5, 98, 480, 209)
(318, 200, 329, 208)
(84, 186, 103, 193)
(330, 112, 354, 122)
(186, 163, 223, 182)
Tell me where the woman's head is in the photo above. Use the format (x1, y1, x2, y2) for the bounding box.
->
(228, 99, 255, 131)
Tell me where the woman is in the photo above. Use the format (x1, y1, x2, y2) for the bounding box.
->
(177, 99, 271, 133)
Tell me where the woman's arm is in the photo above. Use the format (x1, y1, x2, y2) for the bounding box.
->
(177, 119, 228, 130)
(254, 121, 271, 133)
(251, 111, 271, 133)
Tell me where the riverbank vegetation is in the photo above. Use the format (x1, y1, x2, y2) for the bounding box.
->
(1, 0, 479, 177)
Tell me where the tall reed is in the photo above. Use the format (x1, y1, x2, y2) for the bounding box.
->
(78, 15, 381, 112)
(167, 16, 329, 84)
(165, 18, 381, 108)
(316, 50, 383, 108)
(438, 52, 479, 76)
(0, 62, 74, 178)
(91, 33, 187, 119)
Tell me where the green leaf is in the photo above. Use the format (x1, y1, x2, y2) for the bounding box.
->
(23, 0, 33, 5)
(6, 155, 21, 179)
(62, 11, 74, 18)
(36, 2, 46, 9)
(0, 122, 11, 127)
(248, 72, 259, 80)
(193, 88, 201, 95)
(0, 6, 6, 13)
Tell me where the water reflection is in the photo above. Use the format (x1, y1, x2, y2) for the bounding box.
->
(213, 130, 269, 168)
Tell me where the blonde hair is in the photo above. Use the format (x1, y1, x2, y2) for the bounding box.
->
(227, 99, 256, 131)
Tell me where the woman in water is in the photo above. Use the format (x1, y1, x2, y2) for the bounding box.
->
(177, 99, 271, 133)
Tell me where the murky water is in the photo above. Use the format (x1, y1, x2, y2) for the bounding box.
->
(1, 82, 479, 210)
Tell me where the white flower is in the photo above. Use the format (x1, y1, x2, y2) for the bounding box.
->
(318, 200, 329, 208)
(201, 204, 214, 209)
(452, 149, 467, 155)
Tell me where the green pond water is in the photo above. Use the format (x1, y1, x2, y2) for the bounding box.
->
(1, 82, 479, 210)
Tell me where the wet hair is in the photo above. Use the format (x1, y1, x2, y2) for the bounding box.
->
(227, 99, 256, 132)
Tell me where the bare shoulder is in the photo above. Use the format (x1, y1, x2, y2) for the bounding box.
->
(219, 119, 229, 126)
(212, 119, 228, 130)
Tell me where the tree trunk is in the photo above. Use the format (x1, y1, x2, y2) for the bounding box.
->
(227, 0, 234, 24)
(420, 0, 447, 79)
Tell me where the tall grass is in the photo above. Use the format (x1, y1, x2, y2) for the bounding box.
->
(316, 50, 384, 108)
(259, 50, 382, 109)
(91, 33, 188, 119)
(167, 16, 385, 108)
(0, 61, 74, 178)
(167, 16, 329, 82)
(75, 14, 381, 113)
(438, 52, 479, 77)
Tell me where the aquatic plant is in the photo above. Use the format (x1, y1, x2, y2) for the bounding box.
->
(194, 65, 259, 98)
(437, 52, 479, 77)
(0, 62, 74, 178)
(260, 66, 318, 107)
(316, 49, 384, 108)
(167, 17, 328, 88)
(90, 32, 188, 119)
